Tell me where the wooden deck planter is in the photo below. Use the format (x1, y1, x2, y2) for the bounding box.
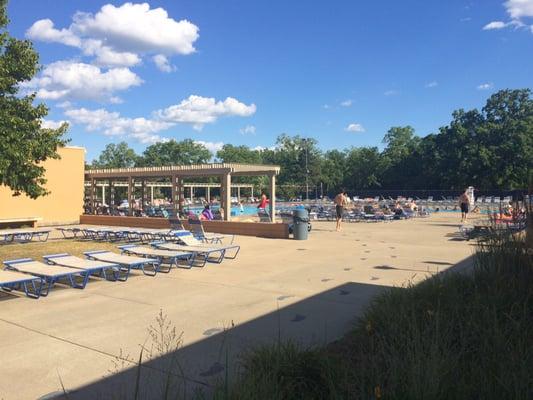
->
(79, 215, 290, 239)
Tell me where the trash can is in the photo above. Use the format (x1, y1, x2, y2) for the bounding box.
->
(293, 208, 309, 240)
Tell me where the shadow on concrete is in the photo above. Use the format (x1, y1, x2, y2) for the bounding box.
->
(428, 223, 463, 228)
(42, 254, 477, 400)
(44, 281, 390, 400)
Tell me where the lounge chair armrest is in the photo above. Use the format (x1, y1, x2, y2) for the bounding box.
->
(3, 258, 34, 266)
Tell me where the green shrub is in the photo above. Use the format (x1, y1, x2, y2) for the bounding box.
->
(225, 235, 532, 400)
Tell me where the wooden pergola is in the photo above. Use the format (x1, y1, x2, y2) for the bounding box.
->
(85, 163, 281, 221)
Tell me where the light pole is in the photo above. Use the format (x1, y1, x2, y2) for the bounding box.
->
(303, 138, 309, 202)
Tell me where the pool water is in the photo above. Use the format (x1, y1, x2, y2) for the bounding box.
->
(188, 204, 262, 216)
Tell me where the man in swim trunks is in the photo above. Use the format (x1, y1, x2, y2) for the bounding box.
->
(334, 189, 348, 231)
(459, 189, 470, 223)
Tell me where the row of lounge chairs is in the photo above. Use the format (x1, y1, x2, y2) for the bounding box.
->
(0, 228, 51, 245)
(314, 205, 429, 222)
(56, 219, 234, 245)
(0, 230, 240, 299)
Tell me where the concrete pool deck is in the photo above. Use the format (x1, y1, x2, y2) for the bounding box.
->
(0, 214, 476, 399)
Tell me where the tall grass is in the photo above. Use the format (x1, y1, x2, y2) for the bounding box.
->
(223, 234, 532, 400)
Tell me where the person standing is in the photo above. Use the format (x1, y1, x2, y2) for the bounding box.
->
(334, 189, 348, 231)
(459, 189, 470, 223)
(257, 192, 268, 210)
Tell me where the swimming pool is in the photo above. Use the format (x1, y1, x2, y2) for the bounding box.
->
(187, 204, 264, 216)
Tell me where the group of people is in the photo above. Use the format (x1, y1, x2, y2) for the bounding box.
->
(331, 188, 477, 229)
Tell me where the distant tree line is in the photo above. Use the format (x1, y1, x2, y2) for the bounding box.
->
(90, 89, 533, 198)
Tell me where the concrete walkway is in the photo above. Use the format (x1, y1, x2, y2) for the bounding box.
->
(0, 214, 474, 399)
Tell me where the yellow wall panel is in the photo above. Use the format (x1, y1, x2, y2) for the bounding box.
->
(0, 147, 85, 226)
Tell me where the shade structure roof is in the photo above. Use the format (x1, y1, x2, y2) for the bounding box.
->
(85, 163, 281, 179)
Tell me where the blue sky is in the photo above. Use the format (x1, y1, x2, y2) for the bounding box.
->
(7, 0, 533, 161)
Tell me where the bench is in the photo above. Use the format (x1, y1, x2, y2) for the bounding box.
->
(0, 217, 41, 229)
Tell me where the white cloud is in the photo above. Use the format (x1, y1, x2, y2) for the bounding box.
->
(384, 90, 399, 96)
(26, 19, 81, 47)
(483, 21, 508, 30)
(156, 95, 256, 130)
(345, 123, 365, 133)
(73, 3, 199, 55)
(195, 140, 224, 154)
(41, 119, 69, 129)
(65, 107, 170, 144)
(26, 3, 199, 69)
(56, 101, 72, 108)
(24, 60, 142, 102)
(322, 104, 330, 109)
(62, 94, 256, 143)
(425, 81, 438, 88)
(477, 82, 494, 90)
(482, 0, 533, 33)
(505, 0, 533, 19)
(153, 54, 176, 73)
(240, 125, 256, 135)
(340, 99, 352, 107)
(251, 145, 276, 151)
(81, 39, 141, 67)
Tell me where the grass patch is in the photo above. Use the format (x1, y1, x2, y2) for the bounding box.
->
(0, 238, 120, 262)
(221, 234, 532, 399)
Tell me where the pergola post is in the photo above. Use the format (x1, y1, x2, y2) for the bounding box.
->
(171, 175, 178, 212)
(206, 186, 211, 203)
(101, 184, 106, 205)
(90, 178, 96, 214)
(177, 177, 184, 215)
(237, 186, 241, 203)
(141, 179, 146, 210)
(269, 173, 276, 222)
(150, 185, 154, 204)
(127, 176, 133, 216)
(110, 180, 115, 208)
(190, 185, 194, 202)
(221, 173, 231, 221)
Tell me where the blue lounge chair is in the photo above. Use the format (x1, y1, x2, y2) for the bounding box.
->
(0, 269, 44, 299)
(84, 250, 160, 278)
(187, 218, 234, 244)
(43, 253, 121, 281)
(3, 258, 91, 294)
(164, 231, 240, 260)
(118, 245, 196, 270)
(56, 227, 82, 239)
(0, 228, 50, 244)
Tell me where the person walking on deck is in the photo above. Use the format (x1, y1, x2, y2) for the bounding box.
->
(334, 190, 348, 231)
(459, 189, 470, 223)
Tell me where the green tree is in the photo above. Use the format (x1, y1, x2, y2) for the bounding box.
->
(481, 89, 533, 189)
(273, 134, 322, 199)
(139, 139, 212, 166)
(216, 144, 263, 164)
(426, 89, 532, 190)
(382, 126, 420, 163)
(0, 0, 68, 198)
(91, 142, 139, 168)
(343, 147, 383, 190)
(216, 144, 265, 190)
(380, 126, 421, 189)
(321, 149, 347, 195)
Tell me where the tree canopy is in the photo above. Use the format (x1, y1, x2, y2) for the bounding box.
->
(139, 139, 212, 167)
(90, 142, 139, 169)
(89, 88, 532, 196)
(0, 0, 68, 198)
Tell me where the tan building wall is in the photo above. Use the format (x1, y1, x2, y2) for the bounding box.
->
(0, 146, 85, 226)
